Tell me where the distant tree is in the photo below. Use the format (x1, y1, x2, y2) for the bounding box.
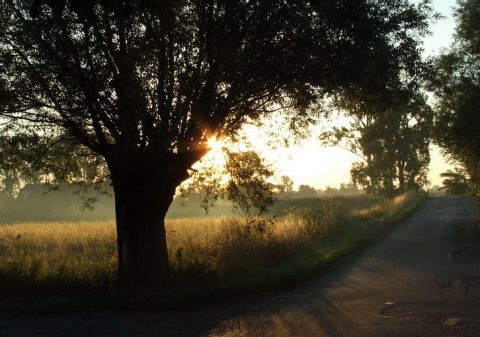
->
(0, 134, 39, 199)
(339, 183, 360, 195)
(377, 93, 433, 194)
(277, 175, 295, 199)
(430, 0, 480, 204)
(428, 184, 442, 195)
(320, 87, 433, 196)
(296, 184, 317, 199)
(0, 0, 437, 285)
(440, 169, 469, 195)
(323, 186, 340, 197)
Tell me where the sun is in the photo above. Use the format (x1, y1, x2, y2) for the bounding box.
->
(207, 136, 223, 152)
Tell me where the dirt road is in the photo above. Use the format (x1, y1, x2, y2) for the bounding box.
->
(1, 195, 480, 336)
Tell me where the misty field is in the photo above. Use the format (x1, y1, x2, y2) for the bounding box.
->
(0, 192, 426, 310)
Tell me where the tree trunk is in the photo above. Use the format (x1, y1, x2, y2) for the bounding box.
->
(386, 167, 396, 197)
(366, 155, 377, 194)
(398, 161, 406, 193)
(106, 153, 190, 286)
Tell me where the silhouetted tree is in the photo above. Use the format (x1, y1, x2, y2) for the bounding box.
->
(224, 150, 277, 216)
(440, 169, 469, 195)
(296, 184, 317, 198)
(278, 175, 294, 199)
(0, 0, 436, 285)
(320, 87, 433, 196)
(431, 0, 480, 204)
(339, 183, 360, 195)
(323, 186, 340, 197)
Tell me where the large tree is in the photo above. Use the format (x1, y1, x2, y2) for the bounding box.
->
(320, 87, 433, 196)
(431, 0, 480, 204)
(0, 0, 435, 285)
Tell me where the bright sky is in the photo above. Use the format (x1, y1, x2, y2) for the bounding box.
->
(241, 0, 458, 191)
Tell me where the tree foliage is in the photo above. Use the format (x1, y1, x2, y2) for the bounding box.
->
(223, 150, 276, 216)
(431, 0, 480, 204)
(440, 168, 469, 195)
(320, 87, 433, 196)
(297, 184, 317, 199)
(0, 130, 109, 203)
(1, 0, 437, 285)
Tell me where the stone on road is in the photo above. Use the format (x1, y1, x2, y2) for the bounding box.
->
(1, 195, 479, 337)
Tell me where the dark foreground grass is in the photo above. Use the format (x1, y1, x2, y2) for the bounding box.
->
(0, 192, 427, 314)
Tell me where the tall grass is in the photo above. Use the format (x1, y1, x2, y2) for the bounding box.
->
(0, 222, 117, 298)
(0, 192, 426, 310)
(348, 191, 426, 222)
(167, 199, 345, 283)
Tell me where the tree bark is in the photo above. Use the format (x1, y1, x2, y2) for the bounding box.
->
(398, 161, 406, 193)
(106, 152, 190, 286)
(366, 155, 378, 194)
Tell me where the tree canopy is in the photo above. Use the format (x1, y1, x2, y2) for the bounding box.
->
(1, 0, 437, 285)
(320, 86, 433, 196)
(431, 0, 480, 204)
(440, 168, 469, 195)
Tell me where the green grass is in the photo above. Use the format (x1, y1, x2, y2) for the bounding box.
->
(0, 192, 427, 313)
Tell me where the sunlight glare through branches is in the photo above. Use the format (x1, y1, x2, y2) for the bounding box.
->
(207, 136, 224, 153)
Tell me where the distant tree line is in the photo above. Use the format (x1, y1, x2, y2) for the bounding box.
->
(277, 176, 362, 199)
(0, 183, 114, 223)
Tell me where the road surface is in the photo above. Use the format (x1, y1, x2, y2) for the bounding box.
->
(1, 195, 480, 336)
